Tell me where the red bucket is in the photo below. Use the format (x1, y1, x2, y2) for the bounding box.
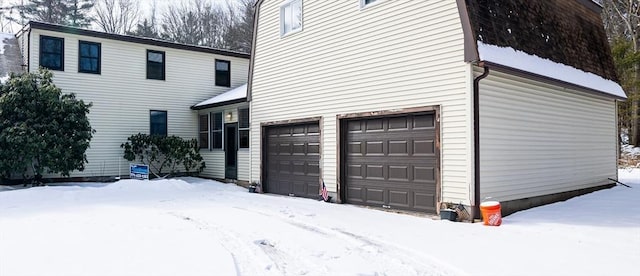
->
(480, 201, 502, 226)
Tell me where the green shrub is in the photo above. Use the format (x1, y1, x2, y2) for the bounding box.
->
(0, 69, 94, 183)
(121, 133, 205, 178)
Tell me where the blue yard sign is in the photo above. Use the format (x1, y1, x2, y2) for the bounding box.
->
(130, 164, 149, 180)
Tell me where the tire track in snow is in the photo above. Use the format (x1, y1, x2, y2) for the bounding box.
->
(166, 210, 323, 276)
(232, 206, 468, 276)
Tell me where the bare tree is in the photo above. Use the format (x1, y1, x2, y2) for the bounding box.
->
(94, 0, 139, 34)
(160, 0, 228, 48)
(225, 0, 255, 53)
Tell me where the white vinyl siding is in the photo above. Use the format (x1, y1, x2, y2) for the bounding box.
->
(479, 69, 617, 201)
(251, 0, 471, 204)
(25, 29, 249, 178)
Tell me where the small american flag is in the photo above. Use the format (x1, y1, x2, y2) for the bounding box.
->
(320, 181, 329, 202)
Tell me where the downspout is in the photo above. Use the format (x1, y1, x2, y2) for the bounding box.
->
(473, 65, 489, 220)
(27, 27, 32, 72)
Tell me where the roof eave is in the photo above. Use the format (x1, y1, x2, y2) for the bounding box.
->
(479, 61, 627, 101)
(190, 98, 248, 111)
(27, 21, 251, 59)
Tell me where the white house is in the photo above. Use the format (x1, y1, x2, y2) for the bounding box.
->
(248, 0, 626, 217)
(15, 22, 251, 182)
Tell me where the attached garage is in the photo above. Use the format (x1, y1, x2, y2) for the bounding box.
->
(340, 111, 440, 213)
(263, 122, 321, 198)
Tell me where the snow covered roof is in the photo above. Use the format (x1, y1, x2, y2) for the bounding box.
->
(192, 84, 248, 110)
(463, 0, 624, 98)
(478, 43, 626, 99)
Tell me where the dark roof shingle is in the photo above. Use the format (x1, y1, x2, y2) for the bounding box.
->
(465, 0, 618, 82)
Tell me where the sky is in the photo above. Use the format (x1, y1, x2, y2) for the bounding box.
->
(0, 0, 242, 34)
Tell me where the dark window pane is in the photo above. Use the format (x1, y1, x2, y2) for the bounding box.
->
(215, 60, 230, 87)
(212, 112, 223, 130)
(90, 45, 99, 57)
(42, 53, 61, 69)
(238, 108, 249, 128)
(148, 52, 163, 62)
(40, 36, 64, 71)
(239, 130, 249, 148)
(80, 44, 90, 56)
(147, 50, 165, 80)
(199, 133, 209, 149)
(199, 114, 209, 149)
(150, 110, 167, 136)
(79, 41, 100, 74)
(199, 115, 209, 131)
(212, 132, 223, 149)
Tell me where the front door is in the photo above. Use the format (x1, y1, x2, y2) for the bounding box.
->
(225, 123, 238, 180)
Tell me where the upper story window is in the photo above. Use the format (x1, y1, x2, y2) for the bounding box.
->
(361, 0, 380, 8)
(147, 50, 165, 80)
(215, 59, 231, 87)
(40, 35, 64, 71)
(150, 110, 167, 136)
(78, 41, 101, 74)
(280, 0, 302, 36)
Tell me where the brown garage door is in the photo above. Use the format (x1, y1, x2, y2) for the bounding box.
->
(265, 123, 320, 198)
(344, 113, 438, 213)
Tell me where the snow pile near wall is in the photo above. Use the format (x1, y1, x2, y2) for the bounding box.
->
(478, 42, 627, 99)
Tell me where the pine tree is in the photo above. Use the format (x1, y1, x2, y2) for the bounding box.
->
(9, 0, 94, 27)
(129, 18, 159, 39)
(65, 0, 94, 28)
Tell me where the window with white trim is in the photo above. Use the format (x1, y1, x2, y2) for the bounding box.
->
(211, 112, 223, 149)
(280, 0, 302, 36)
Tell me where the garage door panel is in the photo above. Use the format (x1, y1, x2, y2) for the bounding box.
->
(308, 143, 320, 154)
(414, 140, 435, 155)
(415, 166, 436, 182)
(389, 165, 409, 181)
(366, 118, 384, 131)
(388, 116, 409, 130)
(388, 141, 409, 155)
(347, 187, 364, 203)
(389, 190, 410, 207)
(307, 162, 320, 175)
(414, 114, 435, 129)
(265, 123, 320, 199)
(345, 113, 438, 213)
(414, 192, 436, 210)
(366, 188, 385, 204)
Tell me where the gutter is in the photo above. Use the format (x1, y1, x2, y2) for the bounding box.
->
(473, 65, 490, 220)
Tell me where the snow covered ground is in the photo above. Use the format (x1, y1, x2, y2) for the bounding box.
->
(1, 170, 638, 276)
